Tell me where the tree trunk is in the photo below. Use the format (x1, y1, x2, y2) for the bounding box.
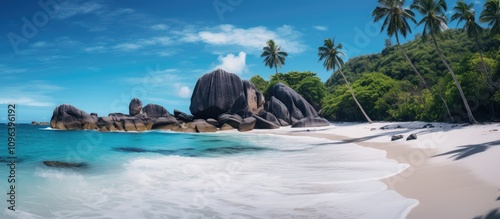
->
(339, 69, 373, 123)
(431, 33, 477, 124)
(396, 33, 426, 85)
(396, 33, 454, 122)
(275, 66, 279, 81)
(474, 37, 496, 89)
(437, 84, 454, 122)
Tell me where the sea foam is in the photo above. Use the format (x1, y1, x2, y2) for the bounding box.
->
(1, 129, 416, 218)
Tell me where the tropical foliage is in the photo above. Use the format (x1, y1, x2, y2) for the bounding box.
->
(261, 40, 288, 80)
(323, 29, 500, 122)
(318, 38, 373, 123)
(250, 1, 500, 123)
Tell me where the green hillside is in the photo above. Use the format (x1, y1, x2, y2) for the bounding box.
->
(322, 29, 500, 122)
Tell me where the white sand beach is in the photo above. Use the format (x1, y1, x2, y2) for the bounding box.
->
(255, 122, 500, 218)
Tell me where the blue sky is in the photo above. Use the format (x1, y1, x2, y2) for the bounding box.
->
(0, 0, 487, 122)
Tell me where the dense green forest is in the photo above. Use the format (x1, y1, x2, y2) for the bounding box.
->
(252, 29, 500, 122)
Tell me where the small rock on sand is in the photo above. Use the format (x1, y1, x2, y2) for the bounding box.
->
(391, 135, 404, 141)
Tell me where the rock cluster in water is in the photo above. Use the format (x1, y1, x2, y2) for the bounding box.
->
(50, 69, 329, 132)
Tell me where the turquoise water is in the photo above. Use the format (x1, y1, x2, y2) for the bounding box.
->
(0, 125, 416, 218)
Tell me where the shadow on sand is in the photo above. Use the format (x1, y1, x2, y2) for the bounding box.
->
(473, 208, 500, 219)
(433, 140, 500, 160)
(311, 130, 421, 146)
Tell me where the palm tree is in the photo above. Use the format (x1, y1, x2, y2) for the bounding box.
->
(261, 39, 288, 80)
(480, 0, 500, 35)
(372, 0, 426, 83)
(318, 38, 373, 123)
(373, 0, 453, 121)
(452, 1, 493, 87)
(411, 0, 478, 124)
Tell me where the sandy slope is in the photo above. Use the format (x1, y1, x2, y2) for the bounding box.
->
(254, 122, 500, 219)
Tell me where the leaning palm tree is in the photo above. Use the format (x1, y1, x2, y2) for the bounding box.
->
(318, 38, 373, 123)
(411, 0, 477, 124)
(261, 39, 288, 80)
(372, 0, 426, 83)
(452, 1, 493, 87)
(480, 0, 500, 35)
(373, 0, 453, 121)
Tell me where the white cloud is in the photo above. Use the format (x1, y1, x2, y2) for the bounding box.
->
(84, 45, 105, 53)
(32, 41, 49, 48)
(151, 24, 168, 30)
(54, 1, 104, 20)
(114, 43, 142, 51)
(313, 26, 328, 31)
(174, 84, 191, 98)
(114, 37, 172, 51)
(214, 52, 247, 74)
(121, 69, 181, 87)
(178, 24, 306, 54)
(35, 55, 69, 62)
(0, 98, 53, 107)
(0, 64, 27, 75)
(0, 81, 63, 107)
(474, 0, 482, 4)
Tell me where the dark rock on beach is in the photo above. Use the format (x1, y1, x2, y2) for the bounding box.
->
(291, 117, 330, 128)
(266, 83, 328, 128)
(49, 69, 331, 132)
(218, 114, 242, 128)
(422, 124, 435, 129)
(238, 117, 256, 132)
(190, 69, 245, 119)
(195, 121, 218, 133)
(253, 115, 280, 129)
(407, 134, 417, 141)
(174, 109, 194, 122)
(268, 96, 291, 124)
(391, 135, 404, 141)
(243, 80, 265, 115)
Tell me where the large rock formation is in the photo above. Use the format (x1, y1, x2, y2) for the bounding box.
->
(243, 80, 265, 115)
(189, 69, 265, 120)
(50, 69, 331, 132)
(143, 104, 170, 119)
(267, 82, 328, 127)
(129, 98, 143, 116)
(50, 104, 97, 130)
(190, 69, 245, 119)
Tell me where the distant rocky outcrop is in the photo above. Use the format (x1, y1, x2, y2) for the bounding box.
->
(50, 104, 97, 130)
(50, 69, 330, 132)
(129, 98, 143, 116)
(143, 104, 170, 119)
(31, 121, 49, 126)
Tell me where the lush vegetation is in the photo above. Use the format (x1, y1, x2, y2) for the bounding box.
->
(252, 29, 499, 122)
(254, 0, 500, 123)
(261, 40, 288, 80)
(324, 29, 500, 122)
(251, 71, 326, 111)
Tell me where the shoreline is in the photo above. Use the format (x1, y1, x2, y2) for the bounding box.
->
(253, 122, 500, 218)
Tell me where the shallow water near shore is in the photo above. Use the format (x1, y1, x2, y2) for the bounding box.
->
(0, 124, 416, 218)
